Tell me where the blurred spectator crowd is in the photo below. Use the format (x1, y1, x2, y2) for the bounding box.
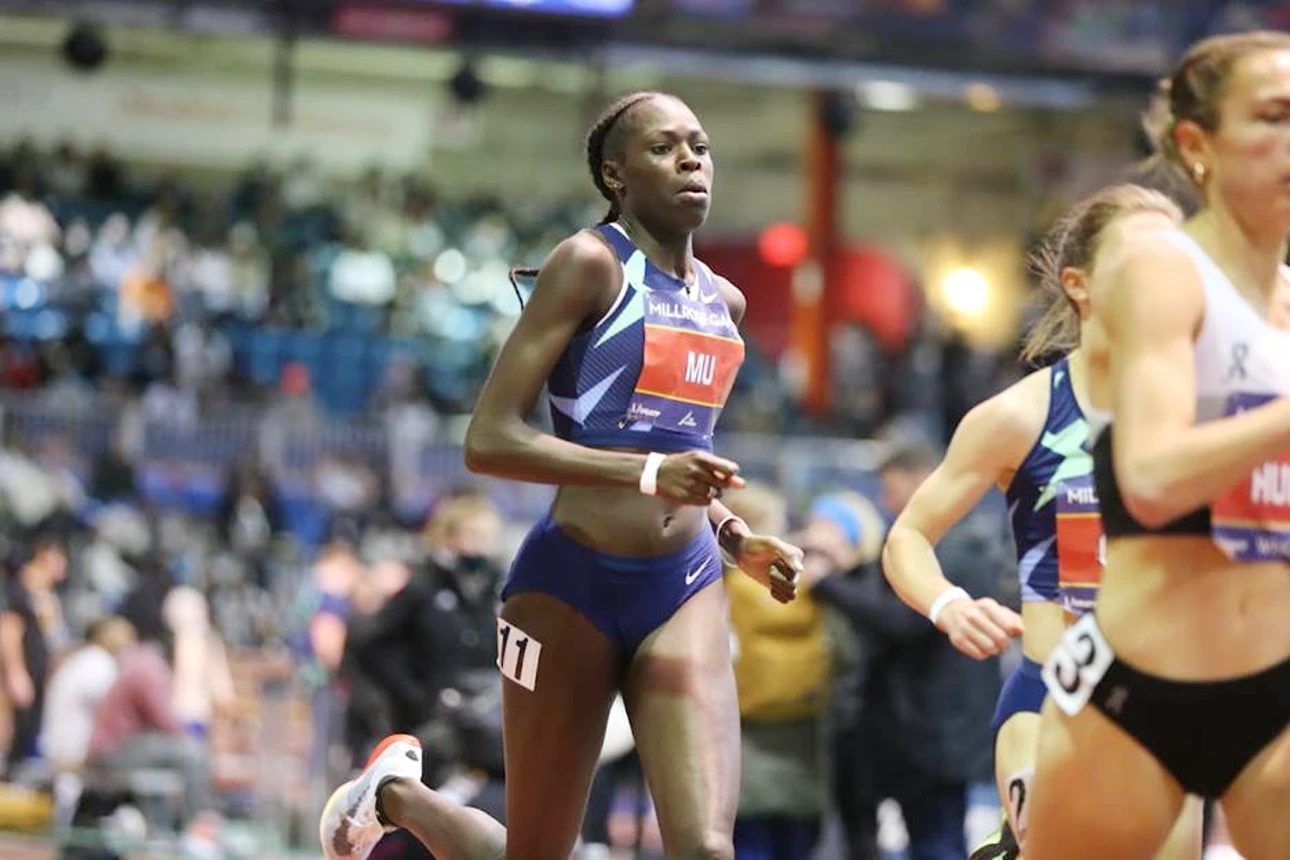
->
(0, 137, 1018, 444)
(0, 136, 608, 417)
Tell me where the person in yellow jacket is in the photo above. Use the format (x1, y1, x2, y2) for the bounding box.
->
(723, 484, 881, 860)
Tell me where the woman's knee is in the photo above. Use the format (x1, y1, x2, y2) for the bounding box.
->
(995, 712, 1042, 843)
(995, 712, 1041, 776)
(669, 831, 735, 860)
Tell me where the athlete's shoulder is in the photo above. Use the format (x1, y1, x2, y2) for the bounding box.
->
(1101, 219, 1180, 262)
(533, 229, 624, 306)
(984, 367, 1052, 428)
(1098, 228, 1204, 331)
(954, 368, 1052, 461)
(712, 270, 746, 325)
(545, 228, 621, 278)
(1099, 228, 1201, 294)
(693, 258, 745, 321)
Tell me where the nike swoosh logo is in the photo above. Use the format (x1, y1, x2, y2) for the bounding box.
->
(685, 559, 710, 585)
(699, 287, 720, 304)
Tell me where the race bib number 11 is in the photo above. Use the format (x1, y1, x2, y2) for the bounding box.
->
(496, 619, 541, 692)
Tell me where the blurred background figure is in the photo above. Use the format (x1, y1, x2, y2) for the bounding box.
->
(800, 445, 1010, 860)
(1, 533, 70, 778)
(723, 482, 835, 860)
(865, 445, 1009, 860)
(291, 519, 365, 820)
(794, 490, 888, 860)
(40, 615, 135, 832)
(161, 586, 235, 741)
(342, 490, 506, 806)
(41, 615, 136, 775)
(82, 604, 214, 832)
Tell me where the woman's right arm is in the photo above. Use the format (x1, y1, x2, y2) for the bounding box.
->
(882, 387, 1032, 658)
(1101, 239, 1290, 527)
(464, 233, 737, 503)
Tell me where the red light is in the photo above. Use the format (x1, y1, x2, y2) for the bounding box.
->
(758, 222, 808, 268)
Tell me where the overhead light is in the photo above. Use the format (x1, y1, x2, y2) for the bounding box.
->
(964, 81, 1001, 112)
(941, 266, 991, 319)
(857, 80, 917, 112)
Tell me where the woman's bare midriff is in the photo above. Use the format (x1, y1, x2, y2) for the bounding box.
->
(548, 447, 711, 556)
(550, 485, 707, 556)
(1098, 536, 1290, 680)
(1021, 601, 1069, 665)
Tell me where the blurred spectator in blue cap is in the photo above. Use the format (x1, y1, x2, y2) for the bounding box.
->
(802, 443, 1010, 860)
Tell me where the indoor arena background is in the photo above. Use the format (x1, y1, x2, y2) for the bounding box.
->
(0, 1, 1280, 858)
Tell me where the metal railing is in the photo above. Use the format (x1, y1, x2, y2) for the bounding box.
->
(0, 390, 888, 520)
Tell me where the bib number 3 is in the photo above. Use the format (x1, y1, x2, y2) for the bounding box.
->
(1041, 613, 1114, 716)
(496, 619, 542, 692)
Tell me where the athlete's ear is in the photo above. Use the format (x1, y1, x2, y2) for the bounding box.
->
(601, 159, 626, 195)
(1173, 118, 1212, 187)
(1060, 266, 1091, 319)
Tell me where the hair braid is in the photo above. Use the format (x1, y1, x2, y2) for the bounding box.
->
(510, 90, 670, 309)
(585, 91, 663, 225)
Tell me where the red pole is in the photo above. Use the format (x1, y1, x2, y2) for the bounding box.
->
(792, 89, 842, 415)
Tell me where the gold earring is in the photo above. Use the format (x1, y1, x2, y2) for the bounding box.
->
(1191, 162, 1207, 184)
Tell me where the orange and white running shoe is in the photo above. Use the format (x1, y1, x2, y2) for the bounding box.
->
(319, 734, 423, 860)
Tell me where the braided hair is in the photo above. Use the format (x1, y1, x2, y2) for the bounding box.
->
(586, 90, 665, 225)
(510, 90, 667, 308)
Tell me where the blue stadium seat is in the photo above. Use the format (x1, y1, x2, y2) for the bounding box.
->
(248, 328, 286, 387)
(103, 340, 138, 377)
(276, 491, 330, 548)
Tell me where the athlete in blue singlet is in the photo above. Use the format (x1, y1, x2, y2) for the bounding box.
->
(319, 91, 803, 860)
(881, 184, 1202, 859)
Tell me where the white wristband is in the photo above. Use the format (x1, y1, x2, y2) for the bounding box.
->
(714, 515, 746, 565)
(639, 452, 666, 496)
(714, 515, 745, 544)
(928, 586, 970, 627)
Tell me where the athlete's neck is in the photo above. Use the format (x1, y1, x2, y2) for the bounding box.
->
(1065, 348, 1107, 415)
(1187, 207, 1289, 311)
(617, 215, 695, 283)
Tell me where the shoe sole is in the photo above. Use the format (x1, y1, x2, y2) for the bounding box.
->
(319, 783, 350, 860)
